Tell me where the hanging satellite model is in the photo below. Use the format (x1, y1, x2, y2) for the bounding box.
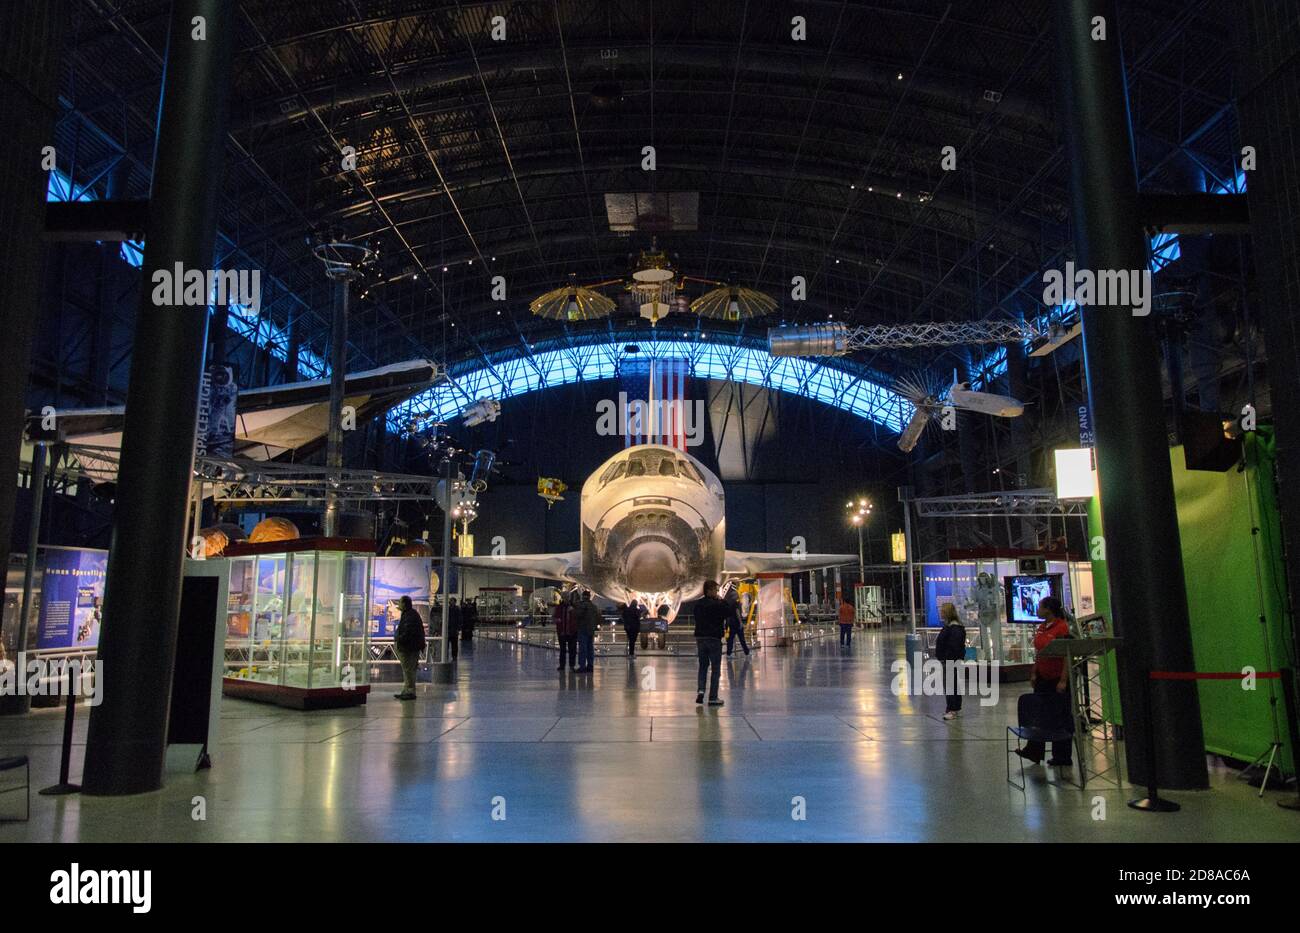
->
(893, 371, 1025, 453)
(537, 477, 568, 508)
(629, 246, 677, 324)
(528, 242, 777, 327)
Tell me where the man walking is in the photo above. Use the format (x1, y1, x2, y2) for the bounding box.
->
(694, 581, 728, 707)
(725, 589, 750, 657)
(620, 600, 643, 658)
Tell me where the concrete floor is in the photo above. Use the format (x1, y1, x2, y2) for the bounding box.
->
(2, 629, 1297, 842)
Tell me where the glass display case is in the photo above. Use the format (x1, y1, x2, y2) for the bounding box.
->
(222, 546, 373, 708)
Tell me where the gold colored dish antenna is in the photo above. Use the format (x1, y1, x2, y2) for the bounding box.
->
(529, 284, 617, 321)
(691, 285, 777, 321)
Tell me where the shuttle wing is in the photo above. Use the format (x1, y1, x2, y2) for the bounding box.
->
(724, 551, 856, 575)
(453, 552, 583, 584)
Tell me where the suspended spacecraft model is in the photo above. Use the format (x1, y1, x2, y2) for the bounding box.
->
(894, 371, 1025, 453)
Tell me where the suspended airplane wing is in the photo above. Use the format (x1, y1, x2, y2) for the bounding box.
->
(453, 552, 584, 584)
(37, 359, 439, 462)
(723, 551, 856, 575)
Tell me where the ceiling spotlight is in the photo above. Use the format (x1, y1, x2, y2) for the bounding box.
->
(442, 266, 448, 272)
(897, 72, 904, 80)
(850, 184, 856, 190)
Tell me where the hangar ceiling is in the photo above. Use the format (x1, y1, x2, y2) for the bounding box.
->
(54, 0, 1244, 389)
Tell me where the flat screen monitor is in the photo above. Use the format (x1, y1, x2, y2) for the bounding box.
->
(1005, 573, 1062, 624)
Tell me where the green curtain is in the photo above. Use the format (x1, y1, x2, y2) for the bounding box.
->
(1171, 429, 1293, 769)
(1091, 429, 1292, 770)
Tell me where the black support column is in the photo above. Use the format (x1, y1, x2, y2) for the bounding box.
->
(1054, 0, 1208, 788)
(82, 0, 235, 795)
(1235, 3, 1300, 693)
(0, 1, 66, 682)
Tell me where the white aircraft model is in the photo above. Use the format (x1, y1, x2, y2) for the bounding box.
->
(455, 443, 854, 621)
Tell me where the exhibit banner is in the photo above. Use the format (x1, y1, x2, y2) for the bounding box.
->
(370, 557, 433, 638)
(35, 547, 108, 650)
(196, 364, 237, 459)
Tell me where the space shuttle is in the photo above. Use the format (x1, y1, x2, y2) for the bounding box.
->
(455, 442, 855, 621)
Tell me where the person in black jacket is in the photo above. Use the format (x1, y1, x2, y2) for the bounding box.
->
(461, 597, 478, 642)
(933, 601, 967, 720)
(574, 590, 601, 672)
(724, 590, 750, 657)
(620, 601, 643, 658)
(445, 597, 461, 661)
(392, 595, 426, 701)
(693, 581, 729, 706)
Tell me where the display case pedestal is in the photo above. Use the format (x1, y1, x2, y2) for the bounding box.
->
(221, 678, 369, 710)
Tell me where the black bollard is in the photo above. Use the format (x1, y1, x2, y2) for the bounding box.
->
(40, 663, 82, 796)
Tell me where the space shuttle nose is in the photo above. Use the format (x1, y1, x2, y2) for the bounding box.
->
(623, 540, 680, 593)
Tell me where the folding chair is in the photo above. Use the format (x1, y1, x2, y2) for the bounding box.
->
(0, 756, 30, 822)
(1006, 692, 1077, 791)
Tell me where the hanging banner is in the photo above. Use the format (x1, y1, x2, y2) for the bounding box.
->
(1077, 404, 1095, 448)
(196, 364, 238, 459)
(35, 547, 108, 650)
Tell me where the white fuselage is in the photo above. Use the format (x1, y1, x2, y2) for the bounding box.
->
(578, 444, 726, 620)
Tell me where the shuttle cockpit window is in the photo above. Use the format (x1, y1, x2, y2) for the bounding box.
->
(677, 459, 704, 484)
(600, 461, 628, 487)
(658, 457, 678, 477)
(626, 457, 646, 478)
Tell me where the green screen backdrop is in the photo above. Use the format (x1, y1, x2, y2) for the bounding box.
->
(1171, 429, 1292, 770)
(1092, 429, 1292, 771)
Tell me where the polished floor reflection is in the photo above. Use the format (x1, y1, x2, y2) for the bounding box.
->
(2, 630, 1296, 842)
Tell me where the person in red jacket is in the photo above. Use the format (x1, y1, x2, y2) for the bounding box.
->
(553, 593, 579, 672)
(1015, 596, 1074, 767)
(838, 595, 856, 647)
